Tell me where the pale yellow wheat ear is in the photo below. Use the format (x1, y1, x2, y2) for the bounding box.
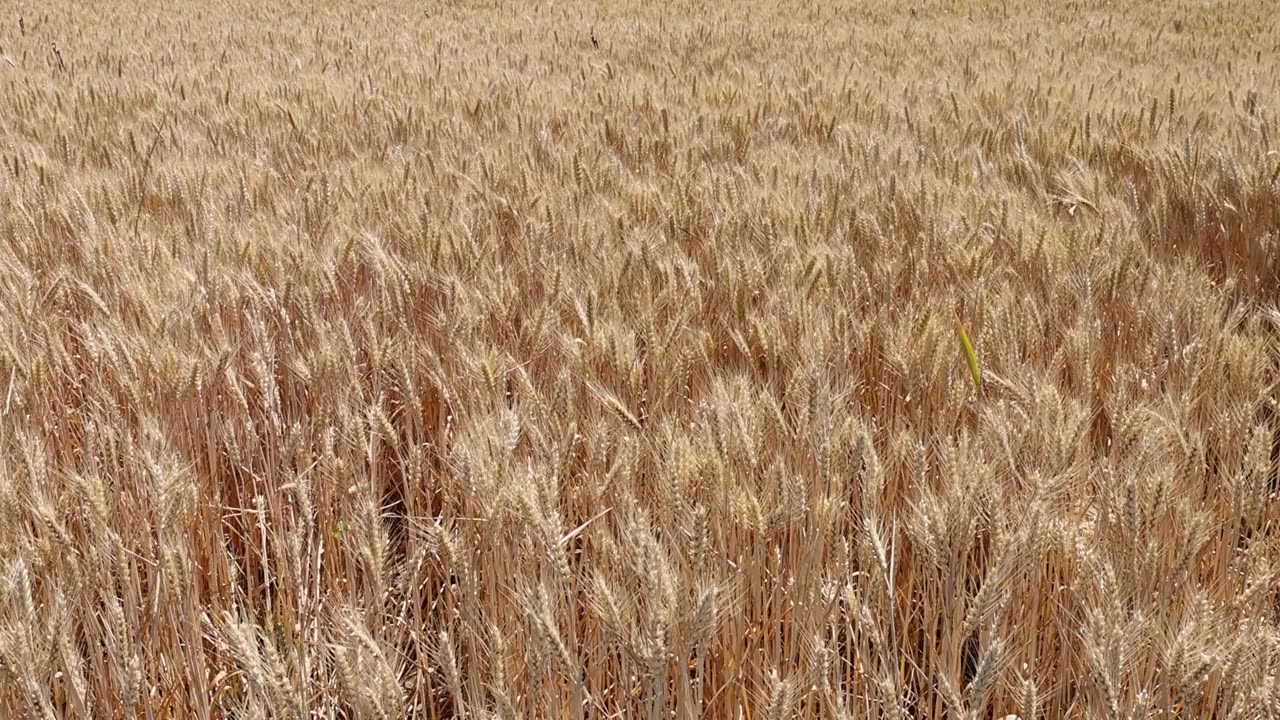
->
(586, 378, 643, 431)
(330, 607, 404, 719)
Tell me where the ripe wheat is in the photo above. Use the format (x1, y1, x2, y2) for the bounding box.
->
(0, 0, 1278, 718)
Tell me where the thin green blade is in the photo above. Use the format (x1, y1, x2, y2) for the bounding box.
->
(957, 323, 982, 396)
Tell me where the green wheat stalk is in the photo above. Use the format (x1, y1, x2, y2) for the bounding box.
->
(956, 321, 982, 396)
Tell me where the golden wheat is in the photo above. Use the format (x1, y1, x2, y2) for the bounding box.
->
(0, 0, 1278, 718)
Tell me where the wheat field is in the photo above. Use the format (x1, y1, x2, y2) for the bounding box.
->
(0, 0, 1278, 717)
